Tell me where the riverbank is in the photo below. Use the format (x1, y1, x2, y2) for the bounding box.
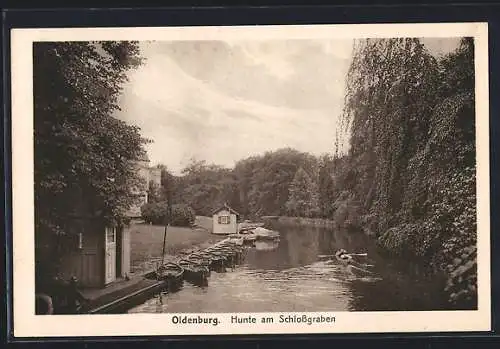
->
(262, 216, 342, 229)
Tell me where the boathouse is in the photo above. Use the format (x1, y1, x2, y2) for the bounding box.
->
(54, 216, 132, 288)
(212, 203, 239, 235)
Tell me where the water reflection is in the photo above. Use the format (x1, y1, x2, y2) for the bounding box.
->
(129, 223, 449, 313)
(254, 239, 280, 251)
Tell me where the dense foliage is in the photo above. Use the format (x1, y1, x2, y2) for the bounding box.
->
(170, 204, 196, 227)
(337, 38, 476, 308)
(233, 148, 318, 218)
(285, 167, 319, 218)
(34, 41, 147, 278)
(140, 202, 195, 227)
(141, 201, 170, 225)
(156, 149, 321, 220)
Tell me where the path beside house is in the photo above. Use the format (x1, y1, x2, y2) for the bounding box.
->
(129, 216, 224, 275)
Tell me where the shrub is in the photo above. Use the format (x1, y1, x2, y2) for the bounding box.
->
(377, 166, 477, 307)
(170, 204, 196, 227)
(140, 201, 169, 225)
(432, 167, 477, 307)
(377, 220, 441, 258)
(141, 202, 195, 227)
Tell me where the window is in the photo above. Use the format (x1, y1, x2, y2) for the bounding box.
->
(218, 215, 230, 224)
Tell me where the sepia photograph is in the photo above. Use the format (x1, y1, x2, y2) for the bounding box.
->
(10, 22, 490, 336)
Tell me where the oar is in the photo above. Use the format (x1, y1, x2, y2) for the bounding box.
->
(318, 253, 368, 258)
(349, 264, 375, 275)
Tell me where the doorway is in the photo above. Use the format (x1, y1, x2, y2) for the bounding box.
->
(104, 226, 116, 284)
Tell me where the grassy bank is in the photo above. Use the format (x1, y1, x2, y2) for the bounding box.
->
(129, 216, 224, 274)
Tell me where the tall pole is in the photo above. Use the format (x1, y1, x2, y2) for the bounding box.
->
(160, 181, 173, 267)
(160, 224, 167, 267)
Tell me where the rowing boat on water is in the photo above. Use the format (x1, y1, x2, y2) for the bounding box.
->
(238, 221, 265, 233)
(204, 250, 231, 261)
(227, 234, 245, 246)
(252, 227, 280, 240)
(242, 234, 257, 243)
(155, 263, 184, 290)
(190, 252, 219, 263)
(334, 250, 375, 275)
(191, 252, 226, 272)
(184, 256, 212, 275)
(177, 259, 209, 285)
(210, 246, 243, 265)
(335, 249, 353, 266)
(209, 244, 242, 253)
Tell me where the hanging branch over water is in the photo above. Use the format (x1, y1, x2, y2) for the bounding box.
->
(335, 38, 477, 308)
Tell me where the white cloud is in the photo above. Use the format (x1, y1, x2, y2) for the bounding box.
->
(115, 37, 460, 174)
(232, 41, 299, 80)
(116, 40, 344, 173)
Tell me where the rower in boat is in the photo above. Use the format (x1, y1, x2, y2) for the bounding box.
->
(335, 249, 353, 265)
(335, 249, 374, 276)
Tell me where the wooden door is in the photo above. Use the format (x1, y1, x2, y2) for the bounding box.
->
(104, 226, 116, 284)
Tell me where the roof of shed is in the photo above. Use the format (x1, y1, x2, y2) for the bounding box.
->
(212, 203, 240, 216)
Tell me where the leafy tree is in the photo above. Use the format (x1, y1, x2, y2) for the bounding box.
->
(339, 38, 439, 225)
(158, 165, 180, 204)
(141, 201, 169, 225)
(285, 167, 319, 218)
(34, 41, 146, 278)
(160, 149, 321, 220)
(317, 154, 336, 218)
(169, 158, 236, 216)
(234, 148, 319, 217)
(170, 204, 196, 227)
(140, 201, 195, 227)
(336, 37, 476, 308)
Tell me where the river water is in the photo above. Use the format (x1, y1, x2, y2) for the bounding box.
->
(128, 223, 448, 313)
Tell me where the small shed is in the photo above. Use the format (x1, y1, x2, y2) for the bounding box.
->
(56, 216, 132, 288)
(212, 203, 239, 235)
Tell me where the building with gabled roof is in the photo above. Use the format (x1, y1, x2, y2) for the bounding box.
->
(212, 203, 240, 235)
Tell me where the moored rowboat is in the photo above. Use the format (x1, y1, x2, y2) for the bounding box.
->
(252, 227, 280, 240)
(190, 252, 226, 272)
(155, 262, 184, 290)
(177, 259, 209, 285)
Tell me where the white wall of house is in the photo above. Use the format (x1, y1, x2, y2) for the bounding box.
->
(212, 209, 237, 235)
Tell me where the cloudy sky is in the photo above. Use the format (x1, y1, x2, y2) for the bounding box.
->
(115, 38, 461, 174)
